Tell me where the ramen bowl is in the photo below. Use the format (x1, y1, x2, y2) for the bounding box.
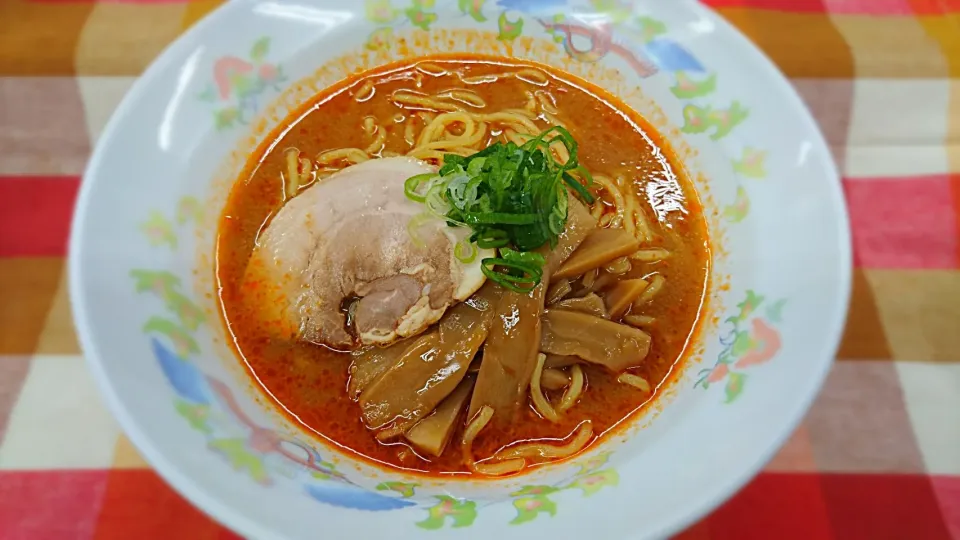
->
(70, 1, 851, 538)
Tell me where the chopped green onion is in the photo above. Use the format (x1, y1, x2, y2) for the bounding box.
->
(464, 212, 538, 226)
(404, 173, 435, 203)
(481, 257, 542, 293)
(403, 126, 593, 290)
(454, 238, 477, 264)
(474, 229, 509, 249)
(406, 212, 436, 248)
(562, 170, 595, 204)
(500, 247, 546, 268)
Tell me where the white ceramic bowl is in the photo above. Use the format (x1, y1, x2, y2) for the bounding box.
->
(70, 1, 851, 538)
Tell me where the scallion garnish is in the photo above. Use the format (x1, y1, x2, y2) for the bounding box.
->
(480, 248, 546, 293)
(404, 126, 594, 293)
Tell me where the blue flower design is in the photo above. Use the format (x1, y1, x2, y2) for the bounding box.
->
(305, 483, 417, 511)
(643, 38, 705, 73)
(152, 338, 213, 405)
(497, 0, 567, 14)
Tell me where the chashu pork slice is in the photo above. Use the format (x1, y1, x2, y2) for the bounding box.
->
(243, 157, 490, 350)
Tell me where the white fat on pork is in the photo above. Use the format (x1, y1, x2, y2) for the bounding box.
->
(243, 157, 489, 350)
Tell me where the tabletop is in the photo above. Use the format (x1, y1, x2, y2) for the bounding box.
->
(1, 0, 959, 538)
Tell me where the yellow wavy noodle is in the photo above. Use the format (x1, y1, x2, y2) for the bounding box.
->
(513, 68, 549, 86)
(550, 137, 570, 164)
(363, 120, 388, 155)
(559, 364, 584, 412)
(415, 62, 448, 77)
(461, 406, 526, 476)
(415, 112, 483, 150)
(492, 421, 593, 461)
(403, 120, 416, 146)
(524, 90, 537, 113)
(622, 193, 640, 239)
(418, 111, 437, 125)
(633, 273, 665, 309)
(354, 80, 375, 102)
(631, 248, 671, 262)
(618, 373, 651, 393)
(411, 149, 457, 162)
(283, 148, 314, 198)
(631, 197, 655, 243)
(604, 256, 632, 275)
(459, 73, 500, 85)
(588, 174, 670, 259)
(535, 90, 559, 114)
(462, 406, 493, 449)
(391, 89, 461, 112)
(284, 148, 299, 197)
(438, 88, 486, 108)
(591, 199, 607, 220)
(531, 353, 560, 422)
(315, 148, 369, 167)
(503, 128, 530, 147)
(479, 111, 540, 134)
(473, 457, 526, 476)
(593, 175, 626, 228)
(624, 314, 655, 328)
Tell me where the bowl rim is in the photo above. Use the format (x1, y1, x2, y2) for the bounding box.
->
(69, 1, 853, 538)
(69, 1, 292, 537)
(634, 6, 853, 538)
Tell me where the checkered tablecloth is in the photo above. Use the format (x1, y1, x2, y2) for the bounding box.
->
(1, 0, 958, 538)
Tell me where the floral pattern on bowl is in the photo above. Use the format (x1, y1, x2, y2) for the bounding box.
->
(198, 37, 287, 130)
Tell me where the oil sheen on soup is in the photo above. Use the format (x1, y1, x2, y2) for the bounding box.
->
(217, 55, 710, 476)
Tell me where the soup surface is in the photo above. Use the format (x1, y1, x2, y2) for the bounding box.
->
(217, 55, 710, 476)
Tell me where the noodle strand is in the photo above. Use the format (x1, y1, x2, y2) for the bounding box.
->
(354, 80, 375, 102)
(315, 148, 369, 167)
(631, 248, 671, 262)
(438, 88, 486, 108)
(535, 90, 559, 114)
(618, 373, 651, 393)
(473, 458, 526, 476)
(363, 124, 387, 155)
(492, 421, 593, 461)
(531, 353, 560, 422)
(513, 68, 549, 86)
(391, 89, 461, 112)
(461, 406, 527, 476)
(559, 365, 584, 412)
(624, 314, 656, 327)
(284, 148, 299, 198)
(632, 202, 655, 243)
(416, 62, 448, 77)
(283, 148, 313, 198)
(593, 175, 626, 228)
(633, 274, 665, 307)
